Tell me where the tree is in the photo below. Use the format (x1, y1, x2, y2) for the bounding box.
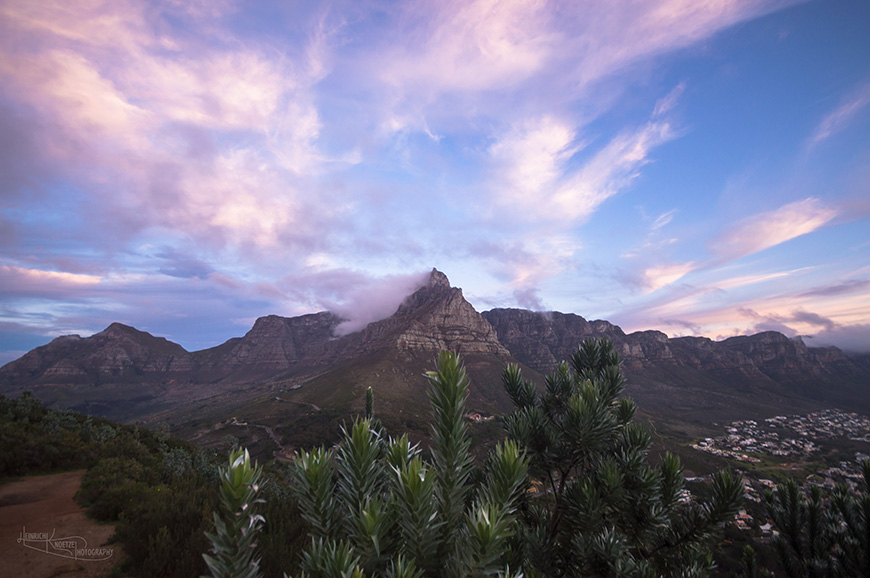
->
(501, 337, 743, 577)
(762, 460, 870, 577)
(289, 350, 528, 578)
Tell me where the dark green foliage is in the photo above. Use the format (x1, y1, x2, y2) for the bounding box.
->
(288, 351, 528, 578)
(203, 448, 265, 578)
(366, 387, 375, 420)
(72, 427, 218, 577)
(0, 392, 308, 578)
(0, 392, 98, 475)
(111, 475, 216, 578)
(763, 460, 870, 577)
(502, 338, 744, 578)
(732, 546, 774, 578)
(256, 478, 309, 578)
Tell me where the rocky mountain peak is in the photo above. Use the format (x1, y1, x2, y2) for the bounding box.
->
(97, 322, 138, 338)
(312, 269, 509, 359)
(428, 268, 450, 289)
(389, 270, 506, 355)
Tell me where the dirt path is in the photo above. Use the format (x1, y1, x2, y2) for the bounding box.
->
(273, 396, 321, 411)
(0, 470, 118, 578)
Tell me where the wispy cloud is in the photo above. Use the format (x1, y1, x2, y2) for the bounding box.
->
(379, 0, 552, 96)
(487, 116, 582, 217)
(712, 197, 837, 261)
(613, 266, 870, 351)
(469, 235, 580, 291)
(554, 121, 676, 222)
(808, 82, 870, 147)
(323, 271, 431, 335)
(366, 0, 798, 135)
(798, 279, 870, 298)
(653, 82, 686, 117)
(0, 266, 102, 297)
(642, 262, 696, 293)
(651, 209, 678, 231)
(488, 117, 676, 228)
(622, 196, 837, 298)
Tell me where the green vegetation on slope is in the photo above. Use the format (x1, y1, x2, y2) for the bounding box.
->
(0, 391, 308, 578)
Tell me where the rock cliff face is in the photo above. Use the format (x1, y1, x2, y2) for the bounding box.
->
(482, 309, 689, 372)
(483, 309, 866, 377)
(479, 309, 623, 370)
(196, 312, 340, 375)
(300, 269, 509, 364)
(483, 309, 869, 410)
(389, 270, 508, 356)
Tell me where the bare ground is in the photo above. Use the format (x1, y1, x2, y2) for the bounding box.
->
(0, 470, 118, 578)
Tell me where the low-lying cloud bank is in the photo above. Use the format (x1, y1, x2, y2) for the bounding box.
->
(804, 324, 870, 354)
(324, 271, 431, 336)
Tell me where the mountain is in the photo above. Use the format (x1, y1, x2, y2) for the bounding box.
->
(482, 309, 870, 417)
(0, 322, 194, 385)
(1, 269, 868, 455)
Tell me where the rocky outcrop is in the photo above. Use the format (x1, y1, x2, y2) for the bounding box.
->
(197, 312, 340, 373)
(390, 270, 508, 355)
(308, 269, 509, 362)
(480, 309, 622, 370)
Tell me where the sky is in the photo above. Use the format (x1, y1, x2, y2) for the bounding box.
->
(1, 0, 869, 365)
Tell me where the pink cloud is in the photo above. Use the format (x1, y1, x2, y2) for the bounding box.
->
(374, 0, 797, 112)
(0, 0, 338, 256)
(641, 262, 696, 293)
(0, 265, 102, 297)
(612, 269, 870, 352)
(808, 82, 870, 147)
(379, 0, 553, 96)
(559, 0, 800, 90)
(485, 115, 677, 229)
(712, 198, 837, 261)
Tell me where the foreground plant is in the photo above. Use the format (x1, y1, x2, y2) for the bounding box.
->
(290, 350, 528, 578)
(203, 448, 265, 578)
(502, 337, 743, 577)
(762, 460, 870, 577)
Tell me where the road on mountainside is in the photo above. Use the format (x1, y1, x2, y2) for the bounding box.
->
(231, 417, 299, 461)
(0, 471, 118, 578)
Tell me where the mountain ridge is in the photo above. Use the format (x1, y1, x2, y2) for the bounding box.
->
(1, 269, 868, 427)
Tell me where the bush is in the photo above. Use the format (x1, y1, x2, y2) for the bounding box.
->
(501, 338, 743, 577)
